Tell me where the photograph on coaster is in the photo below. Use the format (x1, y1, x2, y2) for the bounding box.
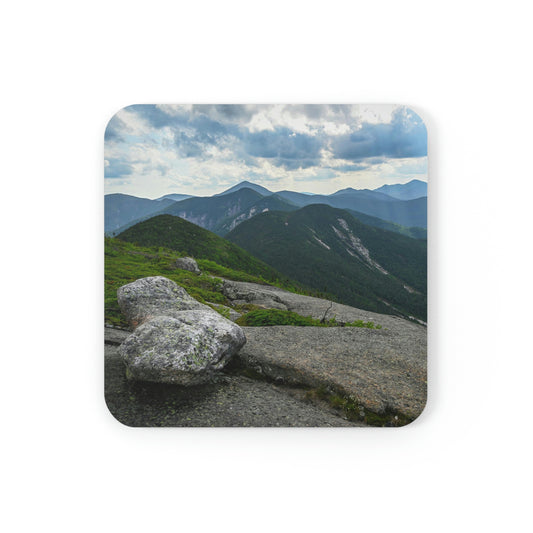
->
(104, 104, 427, 427)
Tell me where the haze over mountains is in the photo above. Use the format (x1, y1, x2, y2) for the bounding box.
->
(105, 179, 427, 236)
(104, 194, 176, 234)
(155, 193, 193, 202)
(374, 179, 427, 200)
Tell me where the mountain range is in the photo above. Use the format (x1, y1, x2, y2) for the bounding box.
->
(155, 193, 194, 202)
(158, 188, 297, 236)
(226, 204, 427, 320)
(374, 179, 427, 200)
(114, 202, 427, 320)
(105, 179, 427, 237)
(274, 189, 427, 229)
(104, 193, 176, 234)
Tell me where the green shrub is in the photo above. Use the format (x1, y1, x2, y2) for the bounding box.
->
(209, 304, 231, 319)
(235, 309, 380, 329)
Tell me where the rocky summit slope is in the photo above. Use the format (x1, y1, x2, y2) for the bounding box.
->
(223, 280, 427, 420)
(239, 327, 425, 419)
(104, 274, 427, 427)
(105, 338, 361, 427)
(225, 204, 427, 321)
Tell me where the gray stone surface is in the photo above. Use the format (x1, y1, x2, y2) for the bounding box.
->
(222, 279, 424, 333)
(105, 339, 361, 427)
(117, 276, 246, 385)
(222, 280, 289, 310)
(107, 278, 426, 425)
(117, 276, 210, 327)
(238, 325, 426, 420)
(103, 327, 131, 345)
(224, 280, 426, 419)
(119, 312, 246, 385)
(174, 257, 200, 273)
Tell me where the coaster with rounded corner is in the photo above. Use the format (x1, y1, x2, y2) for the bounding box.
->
(104, 104, 427, 427)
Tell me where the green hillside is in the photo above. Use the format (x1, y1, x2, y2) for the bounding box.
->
(276, 190, 427, 228)
(105, 236, 320, 328)
(347, 209, 427, 239)
(215, 193, 297, 235)
(105, 237, 227, 327)
(117, 214, 292, 282)
(105, 193, 175, 234)
(160, 188, 263, 234)
(226, 204, 427, 320)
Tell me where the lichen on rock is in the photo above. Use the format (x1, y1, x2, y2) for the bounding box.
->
(117, 276, 210, 327)
(117, 276, 246, 385)
(119, 314, 246, 385)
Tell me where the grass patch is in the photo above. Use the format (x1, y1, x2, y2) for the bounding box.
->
(105, 237, 381, 331)
(232, 303, 264, 314)
(105, 237, 231, 327)
(207, 304, 231, 320)
(105, 236, 339, 327)
(304, 386, 411, 427)
(235, 309, 381, 329)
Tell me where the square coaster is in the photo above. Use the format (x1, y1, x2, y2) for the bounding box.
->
(104, 104, 427, 427)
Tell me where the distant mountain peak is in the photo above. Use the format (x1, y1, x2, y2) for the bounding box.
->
(216, 181, 272, 197)
(332, 187, 357, 194)
(155, 193, 194, 202)
(373, 180, 427, 200)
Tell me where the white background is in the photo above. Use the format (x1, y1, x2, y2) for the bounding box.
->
(2, 1, 532, 532)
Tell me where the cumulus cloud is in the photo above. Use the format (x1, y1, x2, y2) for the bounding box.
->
(242, 128, 323, 169)
(333, 163, 370, 172)
(104, 158, 133, 178)
(126, 104, 179, 129)
(104, 114, 127, 142)
(330, 108, 427, 161)
(104, 104, 427, 196)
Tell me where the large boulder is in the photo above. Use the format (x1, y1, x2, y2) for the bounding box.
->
(119, 312, 246, 385)
(117, 276, 209, 327)
(116, 276, 246, 385)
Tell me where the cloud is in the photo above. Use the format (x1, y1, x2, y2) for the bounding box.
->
(126, 104, 179, 129)
(104, 158, 133, 178)
(104, 115, 127, 142)
(333, 163, 369, 172)
(104, 104, 428, 197)
(173, 115, 241, 159)
(242, 128, 323, 169)
(287, 104, 354, 121)
(191, 104, 261, 122)
(127, 105, 326, 169)
(330, 108, 427, 161)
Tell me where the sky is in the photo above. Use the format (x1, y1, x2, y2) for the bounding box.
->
(104, 104, 427, 199)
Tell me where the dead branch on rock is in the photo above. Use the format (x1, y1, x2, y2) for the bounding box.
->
(320, 301, 333, 323)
